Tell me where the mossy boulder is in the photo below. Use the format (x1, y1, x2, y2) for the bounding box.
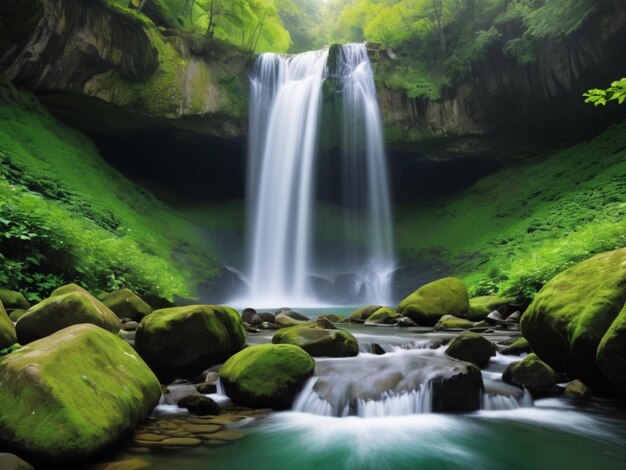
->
(8, 309, 27, 323)
(49, 283, 91, 297)
(272, 325, 359, 357)
(274, 313, 310, 328)
(502, 353, 558, 397)
(397, 277, 470, 326)
(15, 292, 121, 344)
(468, 296, 515, 321)
(520, 248, 626, 390)
(318, 314, 344, 323)
(348, 305, 382, 323)
(135, 305, 246, 381)
(0, 301, 17, 349)
(102, 288, 153, 321)
(434, 315, 474, 331)
(500, 337, 532, 355)
(219, 344, 315, 409)
(445, 331, 496, 368)
(364, 307, 400, 325)
(0, 324, 161, 459)
(0, 290, 30, 310)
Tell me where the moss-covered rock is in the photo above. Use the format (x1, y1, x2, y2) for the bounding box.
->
(135, 305, 246, 381)
(272, 325, 359, 357)
(274, 313, 310, 328)
(364, 307, 400, 325)
(8, 309, 27, 323)
(15, 291, 121, 344)
(0, 290, 30, 310)
(102, 288, 153, 321)
(564, 379, 592, 400)
(500, 337, 532, 355)
(502, 353, 557, 397)
(520, 248, 626, 389)
(445, 331, 495, 368)
(317, 314, 344, 323)
(0, 301, 17, 349)
(434, 315, 474, 331)
(219, 344, 315, 409)
(49, 283, 92, 297)
(348, 305, 382, 323)
(0, 324, 161, 459)
(397, 277, 470, 326)
(468, 296, 515, 321)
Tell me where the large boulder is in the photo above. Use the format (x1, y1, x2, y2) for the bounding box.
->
(397, 277, 470, 326)
(468, 295, 515, 321)
(0, 324, 161, 459)
(219, 344, 315, 409)
(502, 353, 557, 397)
(15, 291, 121, 344)
(274, 313, 310, 328)
(135, 305, 246, 381)
(272, 325, 359, 357)
(445, 331, 496, 368)
(348, 305, 381, 323)
(520, 248, 626, 391)
(500, 337, 532, 356)
(49, 283, 91, 297)
(364, 307, 400, 326)
(0, 301, 17, 349)
(102, 288, 153, 321)
(0, 290, 30, 310)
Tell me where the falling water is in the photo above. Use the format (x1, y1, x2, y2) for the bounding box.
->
(243, 44, 394, 307)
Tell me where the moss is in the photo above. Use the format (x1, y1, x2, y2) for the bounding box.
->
(596, 297, 626, 395)
(0, 289, 30, 310)
(49, 283, 91, 298)
(502, 353, 557, 396)
(520, 248, 626, 387)
(8, 309, 27, 323)
(445, 330, 496, 368)
(468, 295, 515, 321)
(0, 324, 161, 459)
(364, 307, 399, 325)
(0, 300, 17, 349)
(397, 277, 470, 326)
(500, 337, 531, 356)
(433, 315, 474, 331)
(348, 305, 382, 323)
(395, 122, 626, 303)
(219, 344, 315, 410)
(16, 291, 121, 344)
(272, 325, 359, 357)
(102, 288, 153, 321)
(135, 305, 246, 381)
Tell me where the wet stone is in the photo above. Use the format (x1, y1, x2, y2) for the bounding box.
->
(156, 438, 202, 447)
(133, 433, 166, 442)
(181, 424, 221, 433)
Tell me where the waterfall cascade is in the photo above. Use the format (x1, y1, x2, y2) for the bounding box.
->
(241, 44, 394, 307)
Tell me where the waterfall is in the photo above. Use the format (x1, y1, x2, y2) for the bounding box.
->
(242, 44, 394, 307)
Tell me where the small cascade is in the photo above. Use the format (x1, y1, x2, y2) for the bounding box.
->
(481, 388, 534, 411)
(293, 377, 433, 417)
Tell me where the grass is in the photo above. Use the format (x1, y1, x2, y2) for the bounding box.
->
(0, 80, 225, 301)
(395, 121, 626, 302)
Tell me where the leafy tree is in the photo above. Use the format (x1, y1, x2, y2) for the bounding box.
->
(584, 79, 626, 106)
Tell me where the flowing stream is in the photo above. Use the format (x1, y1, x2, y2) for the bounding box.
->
(241, 44, 394, 307)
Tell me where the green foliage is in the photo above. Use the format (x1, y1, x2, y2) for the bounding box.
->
(377, 61, 445, 100)
(584, 78, 626, 106)
(396, 123, 626, 304)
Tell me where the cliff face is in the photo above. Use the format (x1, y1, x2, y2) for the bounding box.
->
(0, 0, 247, 138)
(377, 1, 626, 154)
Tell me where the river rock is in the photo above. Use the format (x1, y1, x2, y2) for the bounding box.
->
(445, 331, 496, 368)
(242, 308, 263, 326)
(520, 248, 626, 393)
(434, 315, 474, 331)
(0, 453, 33, 470)
(135, 305, 246, 381)
(258, 312, 276, 323)
(219, 344, 315, 409)
(397, 277, 470, 326)
(102, 288, 153, 321)
(0, 290, 30, 310)
(348, 305, 381, 323)
(468, 295, 515, 321)
(0, 324, 161, 459)
(258, 321, 280, 330)
(564, 379, 592, 400)
(178, 396, 221, 416)
(272, 325, 359, 357)
(500, 337, 532, 355)
(396, 316, 418, 327)
(8, 309, 27, 322)
(0, 301, 17, 349)
(502, 353, 557, 397)
(371, 343, 386, 355)
(318, 314, 344, 323)
(274, 313, 310, 327)
(15, 291, 121, 344)
(364, 307, 399, 325)
(49, 282, 91, 297)
(315, 317, 338, 329)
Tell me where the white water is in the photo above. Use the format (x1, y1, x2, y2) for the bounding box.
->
(240, 44, 394, 307)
